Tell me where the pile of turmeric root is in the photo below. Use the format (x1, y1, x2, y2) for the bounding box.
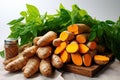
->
(3, 24, 110, 78)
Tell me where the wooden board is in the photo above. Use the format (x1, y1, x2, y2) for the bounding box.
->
(63, 54, 115, 77)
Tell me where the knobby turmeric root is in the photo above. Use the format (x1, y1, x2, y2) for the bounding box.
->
(4, 56, 28, 72)
(37, 31, 57, 47)
(67, 24, 90, 35)
(36, 46, 52, 59)
(23, 56, 40, 78)
(52, 38, 62, 47)
(71, 52, 82, 66)
(94, 55, 110, 65)
(59, 31, 75, 41)
(66, 41, 79, 53)
(51, 54, 63, 69)
(33, 36, 42, 45)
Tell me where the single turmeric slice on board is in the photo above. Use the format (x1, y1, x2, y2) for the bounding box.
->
(60, 50, 70, 63)
(94, 55, 110, 65)
(54, 42, 67, 54)
(83, 53, 92, 67)
(76, 33, 89, 44)
(79, 44, 89, 54)
(67, 24, 90, 35)
(66, 41, 79, 53)
(87, 41, 97, 50)
(59, 31, 75, 41)
(71, 52, 82, 66)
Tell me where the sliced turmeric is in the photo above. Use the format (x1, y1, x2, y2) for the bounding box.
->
(67, 24, 90, 35)
(87, 41, 97, 50)
(79, 44, 89, 54)
(66, 41, 79, 53)
(54, 41, 67, 54)
(71, 52, 82, 66)
(83, 53, 92, 67)
(60, 50, 70, 63)
(94, 55, 110, 65)
(76, 33, 89, 44)
(59, 31, 75, 41)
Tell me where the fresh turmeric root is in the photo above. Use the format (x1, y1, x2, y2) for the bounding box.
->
(52, 38, 62, 47)
(37, 31, 57, 47)
(59, 31, 75, 41)
(23, 56, 40, 78)
(83, 53, 92, 67)
(87, 41, 97, 50)
(76, 33, 89, 44)
(67, 24, 90, 35)
(79, 44, 89, 54)
(4, 56, 28, 72)
(71, 52, 82, 66)
(54, 41, 67, 54)
(66, 41, 79, 53)
(33, 36, 42, 45)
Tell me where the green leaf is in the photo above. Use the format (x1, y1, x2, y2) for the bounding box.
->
(20, 11, 27, 17)
(89, 31, 96, 41)
(79, 9, 88, 17)
(0, 50, 4, 58)
(8, 17, 24, 25)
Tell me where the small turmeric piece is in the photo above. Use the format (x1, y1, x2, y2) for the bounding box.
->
(76, 33, 89, 44)
(66, 41, 79, 53)
(60, 50, 70, 63)
(71, 52, 82, 66)
(52, 38, 62, 47)
(54, 41, 67, 54)
(33, 36, 42, 45)
(87, 41, 97, 50)
(59, 31, 75, 41)
(67, 24, 90, 35)
(94, 55, 110, 65)
(79, 44, 89, 54)
(83, 53, 92, 67)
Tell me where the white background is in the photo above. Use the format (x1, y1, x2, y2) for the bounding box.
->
(0, 0, 120, 47)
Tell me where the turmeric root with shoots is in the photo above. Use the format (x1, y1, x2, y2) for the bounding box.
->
(37, 31, 57, 47)
(23, 56, 40, 78)
(59, 31, 75, 41)
(71, 52, 82, 66)
(67, 24, 90, 35)
(66, 41, 79, 53)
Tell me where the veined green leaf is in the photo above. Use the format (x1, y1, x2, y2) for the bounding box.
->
(89, 31, 96, 41)
(20, 11, 27, 17)
(8, 17, 24, 25)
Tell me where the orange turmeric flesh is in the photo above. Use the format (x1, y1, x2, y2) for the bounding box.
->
(79, 44, 89, 54)
(60, 50, 70, 63)
(71, 52, 82, 66)
(54, 42, 67, 54)
(83, 53, 92, 67)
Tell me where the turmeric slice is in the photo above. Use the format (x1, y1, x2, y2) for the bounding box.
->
(66, 41, 79, 53)
(60, 50, 70, 63)
(71, 52, 82, 66)
(87, 41, 97, 50)
(67, 24, 90, 35)
(79, 44, 89, 54)
(76, 33, 89, 44)
(54, 42, 67, 54)
(59, 31, 75, 41)
(83, 53, 92, 67)
(94, 55, 110, 65)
